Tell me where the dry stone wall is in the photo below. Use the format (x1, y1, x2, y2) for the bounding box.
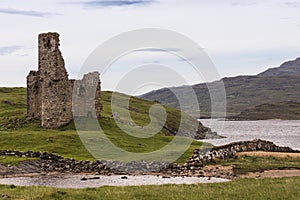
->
(186, 139, 299, 168)
(0, 139, 298, 177)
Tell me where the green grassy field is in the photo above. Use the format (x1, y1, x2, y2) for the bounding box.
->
(213, 155, 300, 174)
(0, 177, 299, 200)
(0, 87, 205, 163)
(0, 87, 27, 126)
(0, 156, 38, 166)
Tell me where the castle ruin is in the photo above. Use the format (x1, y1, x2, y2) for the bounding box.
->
(27, 32, 101, 129)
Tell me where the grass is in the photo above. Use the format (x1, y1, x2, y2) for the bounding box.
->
(212, 155, 300, 174)
(0, 128, 202, 163)
(0, 156, 38, 166)
(0, 87, 204, 163)
(0, 177, 299, 199)
(0, 87, 27, 127)
(0, 130, 94, 161)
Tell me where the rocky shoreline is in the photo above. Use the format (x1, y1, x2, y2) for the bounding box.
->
(0, 139, 299, 179)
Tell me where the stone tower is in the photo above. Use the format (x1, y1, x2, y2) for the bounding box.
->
(27, 32, 101, 129)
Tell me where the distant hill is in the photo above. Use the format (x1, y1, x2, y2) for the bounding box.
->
(141, 57, 300, 119)
(258, 57, 300, 77)
(229, 101, 300, 120)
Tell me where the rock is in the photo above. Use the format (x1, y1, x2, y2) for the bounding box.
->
(0, 194, 10, 199)
(90, 177, 100, 180)
(186, 139, 299, 168)
(2, 100, 14, 105)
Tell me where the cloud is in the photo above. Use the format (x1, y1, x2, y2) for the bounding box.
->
(16, 54, 29, 57)
(134, 47, 182, 52)
(65, 0, 157, 8)
(0, 46, 23, 56)
(231, 2, 257, 6)
(280, 17, 294, 20)
(0, 8, 61, 17)
(285, 2, 300, 7)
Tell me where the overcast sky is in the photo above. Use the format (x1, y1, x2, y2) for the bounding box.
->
(1, 0, 300, 94)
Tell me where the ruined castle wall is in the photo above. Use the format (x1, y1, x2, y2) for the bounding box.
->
(27, 71, 42, 118)
(72, 72, 102, 118)
(38, 33, 73, 128)
(27, 32, 101, 129)
(95, 80, 102, 117)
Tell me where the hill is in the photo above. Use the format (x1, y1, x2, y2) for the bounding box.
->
(0, 87, 212, 139)
(258, 57, 300, 77)
(0, 87, 215, 163)
(141, 57, 300, 118)
(229, 101, 300, 120)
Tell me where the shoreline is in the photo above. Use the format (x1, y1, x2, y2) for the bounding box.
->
(0, 139, 299, 188)
(0, 167, 299, 188)
(0, 174, 230, 188)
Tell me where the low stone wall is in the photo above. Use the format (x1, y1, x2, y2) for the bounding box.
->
(0, 150, 170, 175)
(0, 139, 298, 177)
(186, 139, 299, 169)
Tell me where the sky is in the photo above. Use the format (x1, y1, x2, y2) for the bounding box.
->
(1, 0, 300, 94)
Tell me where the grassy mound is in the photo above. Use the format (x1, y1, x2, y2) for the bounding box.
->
(0, 87, 206, 163)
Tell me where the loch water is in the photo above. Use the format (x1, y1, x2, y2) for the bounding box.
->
(199, 119, 300, 150)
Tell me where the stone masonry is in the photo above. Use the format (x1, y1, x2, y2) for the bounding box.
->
(27, 32, 101, 128)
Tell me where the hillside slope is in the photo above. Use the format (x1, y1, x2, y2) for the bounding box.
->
(258, 57, 300, 77)
(0, 87, 215, 162)
(141, 57, 300, 118)
(0, 87, 211, 139)
(142, 75, 300, 118)
(229, 101, 300, 120)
